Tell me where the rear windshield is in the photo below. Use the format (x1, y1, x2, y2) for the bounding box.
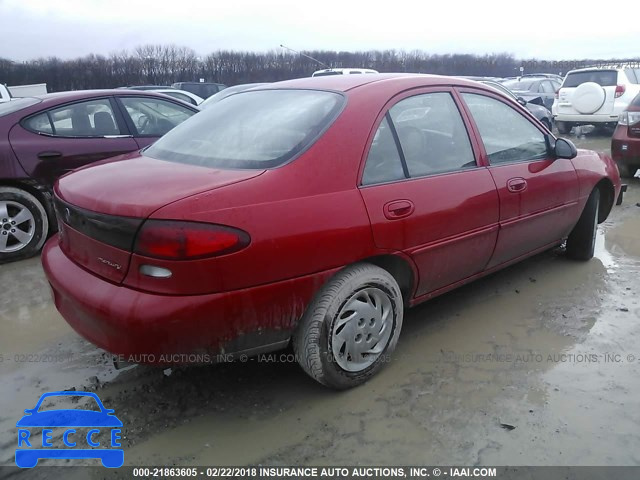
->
(145, 89, 345, 169)
(563, 70, 618, 88)
(0, 97, 41, 117)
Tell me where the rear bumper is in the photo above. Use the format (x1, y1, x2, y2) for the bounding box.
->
(42, 237, 336, 360)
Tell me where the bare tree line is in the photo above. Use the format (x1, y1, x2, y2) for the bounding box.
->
(1, 44, 638, 91)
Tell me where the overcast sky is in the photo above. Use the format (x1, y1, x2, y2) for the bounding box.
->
(2, 0, 639, 61)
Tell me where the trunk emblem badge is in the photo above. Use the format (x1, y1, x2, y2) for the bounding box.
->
(98, 258, 122, 270)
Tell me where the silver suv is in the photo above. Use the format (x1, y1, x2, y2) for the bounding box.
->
(552, 65, 640, 134)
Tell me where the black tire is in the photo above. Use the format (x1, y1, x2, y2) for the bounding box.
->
(293, 263, 404, 389)
(566, 189, 599, 261)
(556, 121, 573, 135)
(617, 163, 638, 179)
(0, 186, 49, 263)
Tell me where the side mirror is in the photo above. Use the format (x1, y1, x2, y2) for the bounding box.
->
(517, 96, 527, 106)
(554, 138, 577, 159)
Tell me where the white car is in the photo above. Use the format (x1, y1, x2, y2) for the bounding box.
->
(312, 68, 378, 77)
(152, 88, 204, 106)
(552, 65, 640, 134)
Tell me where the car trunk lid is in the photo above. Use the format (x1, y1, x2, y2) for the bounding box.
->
(54, 154, 264, 283)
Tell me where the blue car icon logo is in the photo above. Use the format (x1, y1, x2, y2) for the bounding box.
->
(16, 391, 123, 468)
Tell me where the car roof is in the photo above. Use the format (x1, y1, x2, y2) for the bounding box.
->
(263, 73, 486, 92)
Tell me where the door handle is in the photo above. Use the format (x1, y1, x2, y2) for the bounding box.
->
(37, 151, 62, 159)
(383, 200, 415, 220)
(507, 177, 527, 193)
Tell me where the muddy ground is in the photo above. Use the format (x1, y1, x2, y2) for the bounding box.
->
(1, 128, 639, 477)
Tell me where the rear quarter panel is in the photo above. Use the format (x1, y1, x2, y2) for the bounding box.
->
(570, 149, 622, 218)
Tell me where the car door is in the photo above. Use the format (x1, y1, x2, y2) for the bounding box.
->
(359, 89, 500, 299)
(458, 90, 580, 269)
(115, 95, 197, 149)
(9, 97, 137, 187)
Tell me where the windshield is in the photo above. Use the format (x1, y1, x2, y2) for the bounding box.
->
(0, 97, 41, 116)
(145, 89, 344, 169)
(502, 79, 537, 91)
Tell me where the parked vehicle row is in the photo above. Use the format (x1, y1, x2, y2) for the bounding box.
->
(40, 74, 623, 389)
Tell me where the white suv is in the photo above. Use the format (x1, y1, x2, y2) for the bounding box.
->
(552, 65, 640, 134)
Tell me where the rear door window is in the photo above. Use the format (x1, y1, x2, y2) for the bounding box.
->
(563, 70, 617, 88)
(362, 116, 405, 185)
(389, 92, 476, 177)
(362, 92, 476, 184)
(32, 98, 121, 137)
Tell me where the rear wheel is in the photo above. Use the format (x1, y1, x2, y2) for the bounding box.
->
(293, 263, 403, 389)
(566, 189, 599, 261)
(556, 121, 573, 135)
(0, 187, 49, 263)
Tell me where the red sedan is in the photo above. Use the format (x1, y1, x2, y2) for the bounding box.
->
(611, 92, 640, 178)
(42, 74, 623, 389)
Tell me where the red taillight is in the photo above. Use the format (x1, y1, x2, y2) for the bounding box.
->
(134, 220, 250, 260)
(615, 85, 625, 98)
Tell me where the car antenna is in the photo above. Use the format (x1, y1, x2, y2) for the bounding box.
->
(280, 44, 330, 69)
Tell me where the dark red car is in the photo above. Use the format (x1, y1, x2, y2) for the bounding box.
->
(42, 75, 623, 389)
(611, 92, 640, 178)
(0, 90, 198, 262)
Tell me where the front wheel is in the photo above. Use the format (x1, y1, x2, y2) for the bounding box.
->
(566, 189, 599, 261)
(293, 263, 404, 389)
(0, 187, 49, 263)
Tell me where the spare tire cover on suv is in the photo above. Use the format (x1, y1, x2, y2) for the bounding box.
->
(572, 82, 606, 114)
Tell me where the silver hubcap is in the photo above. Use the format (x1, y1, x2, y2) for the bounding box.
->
(331, 287, 394, 372)
(0, 201, 35, 253)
